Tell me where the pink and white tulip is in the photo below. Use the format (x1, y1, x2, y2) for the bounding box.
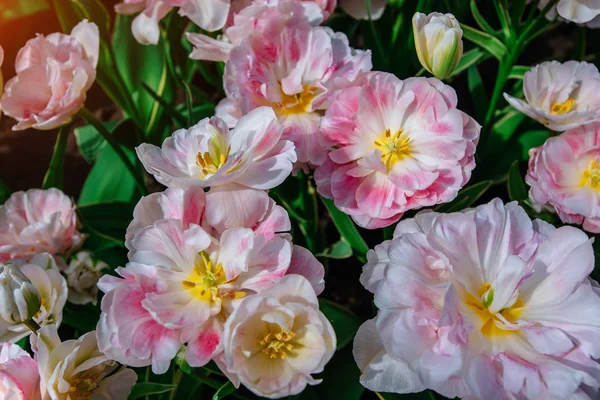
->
(504, 61, 600, 131)
(116, 0, 231, 45)
(0, 254, 67, 343)
(221, 275, 335, 398)
(353, 198, 600, 399)
(315, 72, 479, 229)
(0, 343, 40, 400)
(0, 188, 86, 262)
(526, 121, 600, 233)
(187, 0, 327, 62)
(0, 20, 99, 131)
(137, 107, 296, 190)
(32, 325, 137, 400)
(218, 15, 372, 169)
(99, 187, 324, 373)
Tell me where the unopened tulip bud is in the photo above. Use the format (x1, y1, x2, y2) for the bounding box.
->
(413, 12, 463, 80)
(0, 263, 41, 324)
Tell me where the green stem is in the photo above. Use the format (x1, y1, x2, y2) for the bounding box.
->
(79, 108, 147, 195)
(42, 125, 70, 190)
(169, 367, 183, 400)
(24, 318, 41, 333)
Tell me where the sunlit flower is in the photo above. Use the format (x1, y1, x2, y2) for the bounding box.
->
(354, 199, 600, 399)
(504, 61, 600, 131)
(0, 254, 67, 343)
(221, 275, 335, 398)
(116, 0, 231, 45)
(0, 188, 86, 262)
(32, 325, 137, 400)
(137, 107, 296, 190)
(315, 72, 479, 229)
(526, 121, 600, 233)
(0, 20, 99, 131)
(64, 251, 107, 306)
(187, 0, 326, 62)
(339, 0, 386, 20)
(218, 15, 372, 169)
(0, 342, 40, 400)
(413, 12, 463, 80)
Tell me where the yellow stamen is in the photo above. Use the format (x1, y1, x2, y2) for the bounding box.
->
(550, 98, 576, 115)
(580, 160, 600, 191)
(374, 128, 412, 171)
(279, 84, 318, 116)
(260, 328, 297, 360)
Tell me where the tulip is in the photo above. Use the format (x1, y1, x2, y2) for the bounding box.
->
(413, 12, 463, 80)
(0, 263, 41, 326)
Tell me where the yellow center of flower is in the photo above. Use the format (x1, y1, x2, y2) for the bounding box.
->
(181, 252, 246, 303)
(196, 147, 230, 177)
(68, 374, 100, 400)
(550, 98, 576, 115)
(464, 282, 524, 338)
(374, 128, 412, 170)
(260, 329, 296, 359)
(580, 160, 600, 191)
(279, 84, 318, 116)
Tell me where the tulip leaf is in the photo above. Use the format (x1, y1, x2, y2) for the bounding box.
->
(0, 180, 11, 204)
(470, 0, 496, 36)
(321, 198, 369, 263)
(62, 303, 101, 332)
(517, 130, 549, 159)
(74, 121, 119, 163)
(509, 65, 530, 80)
(435, 180, 493, 213)
(319, 299, 361, 350)
(78, 201, 136, 240)
(313, 346, 364, 400)
(450, 48, 490, 77)
(461, 24, 507, 60)
(468, 65, 489, 123)
(317, 238, 353, 259)
(42, 126, 70, 191)
(50, 0, 80, 33)
(129, 383, 177, 400)
(507, 161, 528, 202)
(212, 382, 235, 400)
(71, 0, 111, 40)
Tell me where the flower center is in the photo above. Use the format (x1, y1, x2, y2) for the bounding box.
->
(260, 329, 296, 359)
(181, 252, 245, 302)
(580, 160, 600, 191)
(374, 128, 412, 170)
(464, 281, 524, 338)
(279, 84, 318, 116)
(550, 98, 576, 115)
(68, 374, 100, 400)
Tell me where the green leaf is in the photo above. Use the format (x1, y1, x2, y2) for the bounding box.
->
(129, 383, 177, 400)
(71, 0, 111, 40)
(62, 303, 100, 331)
(51, 0, 80, 33)
(376, 390, 437, 400)
(319, 299, 361, 350)
(461, 24, 507, 60)
(313, 346, 364, 400)
(321, 198, 369, 262)
(78, 202, 135, 239)
(42, 126, 70, 190)
(212, 382, 235, 400)
(509, 65, 530, 80)
(450, 48, 490, 77)
(510, 0, 528, 30)
(317, 238, 353, 259)
(0, 179, 11, 204)
(470, 0, 496, 36)
(435, 180, 494, 213)
(74, 121, 119, 163)
(507, 161, 528, 202)
(468, 65, 489, 123)
(517, 130, 549, 159)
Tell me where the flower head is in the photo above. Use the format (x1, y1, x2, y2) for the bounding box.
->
(64, 251, 107, 306)
(413, 12, 463, 80)
(504, 61, 600, 131)
(0, 20, 99, 131)
(536, 0, 600, 26)
(354, 199, 600, 399)
(0, 342, 40, 400)
(32, 325, 137, 400)
(137, 107, 296, 190)
(0, 188, 86, 262)
(222, 275, 335, 398)
(0, 263, 41, 325)
(526, 121, 600, 232)
(0, 254, 67, 343)
(315, 72, 480, 228)
(218, 15, 371, 169)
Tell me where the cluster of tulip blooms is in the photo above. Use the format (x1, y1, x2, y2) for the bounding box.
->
(1, 0, 600, 399)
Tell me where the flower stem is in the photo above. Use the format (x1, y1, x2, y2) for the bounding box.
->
(169, 367, 183, 400)
(79, 108, 148, 195)
(24, 318, 41, 333)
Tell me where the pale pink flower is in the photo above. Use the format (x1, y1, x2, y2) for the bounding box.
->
(137, 107, 296, 190)
(187, 0, 328, 62)
(0, 254, 67, 343)
(221, 275, 335, 398)
(526, 121, 600, 233)
(0, 188, 86, 262)
(353, 199, 600, 399)
(116, 0, 231, 45)
(32, 325, 137, 400)
(0, 21, 99, 131)
(218, 15, 372, 169)
(64, 251, 107, 306)
(536, 0, 600, 26)
(339, 0, 386, 20)
(99, 187, 324, 373)
(0, 343, 40, 400)
(315, 72, 480, 229)
(504, 61, 600, 131)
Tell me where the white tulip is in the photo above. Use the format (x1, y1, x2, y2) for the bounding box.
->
(0, 263, 41, 325)
(64, 251, 107, 306)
